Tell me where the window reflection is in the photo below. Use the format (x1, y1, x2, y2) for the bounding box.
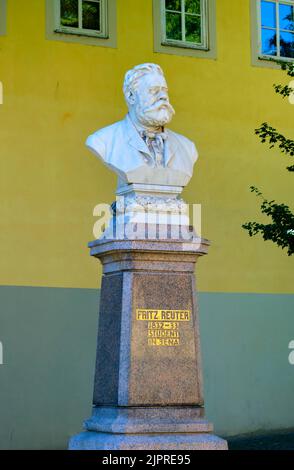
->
(261, 27, 277, 55)
(261, 0, 276, 28)
(260, 1, 294, 59)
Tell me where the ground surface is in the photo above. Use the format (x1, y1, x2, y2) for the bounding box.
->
(227, 430, 294, 450)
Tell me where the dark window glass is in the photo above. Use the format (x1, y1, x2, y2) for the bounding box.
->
(185, 15, 201, 43)
(165, 0, 181, 11)
(166, 12, 182, 40)
(280, 31, 294, 57)
(60, 0, 79, 28)
(185, 0, 201, 15)
(82, 0, 101, 30)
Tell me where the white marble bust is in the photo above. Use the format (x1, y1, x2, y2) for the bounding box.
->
(86, 63, 198, 189)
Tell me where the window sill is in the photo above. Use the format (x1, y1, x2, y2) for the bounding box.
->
(258, 55, 294, 63)
(155, 41, 215, 59)
(162, 39, 209, 52)
(54, 28, 109, 40)
(251, 55, 294, 70)
(153, 0, 217, 60)
(46, 0, 117, 49)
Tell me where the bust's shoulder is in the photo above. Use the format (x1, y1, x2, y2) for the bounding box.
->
(86, 119, 124, 145)
(166, 128, 198, 168)
(167, 128, 196, 149)
(85, 119, 126, 162)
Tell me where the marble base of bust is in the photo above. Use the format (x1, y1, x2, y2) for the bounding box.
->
(100, 197, 194, 241)
(99, 223, 200, 244)
(115, 184, 189, 227)
(116, 182, 183, 199)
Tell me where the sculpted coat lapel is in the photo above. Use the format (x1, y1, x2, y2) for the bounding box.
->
(86, 114, 198, 188)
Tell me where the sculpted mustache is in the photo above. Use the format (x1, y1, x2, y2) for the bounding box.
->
(143, 102, 175, 114)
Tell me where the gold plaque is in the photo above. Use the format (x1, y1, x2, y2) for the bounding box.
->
(136, 309, 191, 347)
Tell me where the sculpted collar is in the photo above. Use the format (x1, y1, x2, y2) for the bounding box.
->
(123, 114, 177, 167)
(127, 112, 165, 136)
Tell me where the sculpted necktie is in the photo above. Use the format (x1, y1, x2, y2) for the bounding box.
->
(141, 130, 168, 167)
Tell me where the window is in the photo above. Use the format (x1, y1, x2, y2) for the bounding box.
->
(46, 0, 117, 48)
(0, 0, 6, 36)
(153, 0, 216, 58)
(56, 0, 108, 38)
(259, 0, 294, 59)
(162, 0, 208, 50)
(251, 0, 294, 66)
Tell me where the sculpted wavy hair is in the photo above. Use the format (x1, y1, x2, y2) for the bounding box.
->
(123, 63, 164, 104)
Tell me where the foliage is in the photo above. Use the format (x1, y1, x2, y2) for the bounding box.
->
(255, 123, 294, 171)
(243, 188, 294, 256)
(271, 59, 294, 77)
(273, 83, 294, 98)
(242, 61, 294, 255)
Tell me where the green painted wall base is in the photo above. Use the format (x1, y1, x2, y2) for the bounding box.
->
(199, 292, 294, 437)
(0, 286, 293, 449)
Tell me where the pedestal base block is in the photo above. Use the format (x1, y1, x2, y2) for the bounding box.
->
(69, 431, 228, 451)
(69, 406, 228, 450)
(84, 406, 211, 434)
(68, 237, 228, 451)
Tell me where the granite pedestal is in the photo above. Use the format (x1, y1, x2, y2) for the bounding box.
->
(69, 236, 227, 450)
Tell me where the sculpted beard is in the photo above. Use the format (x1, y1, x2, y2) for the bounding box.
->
(135, 99, 175, 128)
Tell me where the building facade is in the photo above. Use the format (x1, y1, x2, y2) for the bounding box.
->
(0, 0, 294, 449)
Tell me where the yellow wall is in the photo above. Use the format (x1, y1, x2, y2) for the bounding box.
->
(0, 0, 293, 292)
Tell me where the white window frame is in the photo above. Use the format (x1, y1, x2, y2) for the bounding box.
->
(257, 0, 294, 61)
(54, 0, 108, 39)
(0, 0, 7, 36)
(161, 0, 209, 50)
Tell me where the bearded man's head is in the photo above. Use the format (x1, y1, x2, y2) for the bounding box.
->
(123, 63, 175, 129)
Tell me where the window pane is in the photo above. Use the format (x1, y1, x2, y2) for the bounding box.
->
(82, 0, 101, 30)
(261, 27, 277, 55)
(279, 3, 294, 31)
(261, 1, 276, 28)
(280, 31, 294, 57)
(185, 0, 201, 15)
(166, 12, 182, 40)
(165, 0, 181, 11)
(185, 15, 201, 43)
(60, 0, 79, 28)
